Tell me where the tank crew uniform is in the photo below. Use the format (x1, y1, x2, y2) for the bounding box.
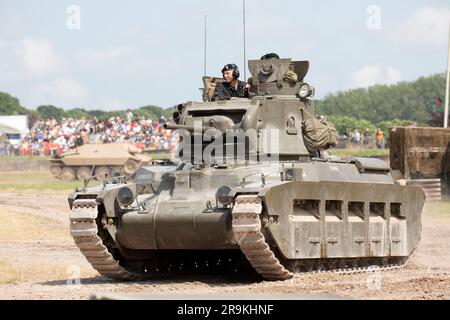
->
(212, 81, 249, 101)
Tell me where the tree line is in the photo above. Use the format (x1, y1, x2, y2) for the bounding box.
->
(1, 72, 448, 132)
(0, 92, 174, 125)
(315, 73, 448, 134)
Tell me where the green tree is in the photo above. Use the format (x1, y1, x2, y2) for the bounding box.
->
(316, 73, 446, 126)
(65, 108, 90, 119)
(0, 92, 28, 115)
(36, 105, 66, 120)
(327, 116, 376, 135)
(377, 119, 418, 134)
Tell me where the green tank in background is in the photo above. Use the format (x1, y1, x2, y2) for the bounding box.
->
(50, 143, 151, 181)
(68, 57, 425, 281)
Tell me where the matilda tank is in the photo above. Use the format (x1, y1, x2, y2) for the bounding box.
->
(68, 57, 425, 281)
(50, 143, 151, 181)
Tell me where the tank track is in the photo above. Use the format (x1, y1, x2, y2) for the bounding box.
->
(232, 195, 418, 281)
(232, 195, 294, 280)
(69, 199, 141, 281)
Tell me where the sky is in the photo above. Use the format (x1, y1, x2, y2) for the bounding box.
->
(0, 0, 449, 111)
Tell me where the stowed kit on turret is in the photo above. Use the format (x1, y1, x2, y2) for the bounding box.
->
(69, 57, 425, 281)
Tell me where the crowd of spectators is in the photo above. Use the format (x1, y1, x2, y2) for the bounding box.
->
(9, 113, 177, 156)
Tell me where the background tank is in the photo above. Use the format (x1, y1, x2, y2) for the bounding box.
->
(68, 56, 425, 281)
(49, 143, 151, 181)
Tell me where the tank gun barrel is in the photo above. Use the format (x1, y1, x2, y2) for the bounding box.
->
(163, 123, 216, 132)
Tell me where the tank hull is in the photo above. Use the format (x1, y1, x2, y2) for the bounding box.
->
(69, 160, 425, 280)
(111, 180, 423, 257)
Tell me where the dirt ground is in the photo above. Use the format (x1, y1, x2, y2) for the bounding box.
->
(0, 187, 449, 300)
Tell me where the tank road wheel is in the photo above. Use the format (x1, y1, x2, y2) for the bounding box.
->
(94, 166, 110, 181)
(49, 164, 62, 178)
(76, 166, 92, 180)
(232, 195, 294, 281)
(123, 160, 139, 175)
(61, 167, 76, 181)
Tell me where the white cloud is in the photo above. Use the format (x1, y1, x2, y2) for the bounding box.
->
(17, 38, 69, 78)
(30, 78, 90, 108)
(394, 6, 450, 47)
(351, 65, 402, 88)
(25, 78, 126, 110)
(77, 47, 155, 75)
(0, 37, 68, 81)
(97, 97, 124, 111)
(78, 47, 133, 66)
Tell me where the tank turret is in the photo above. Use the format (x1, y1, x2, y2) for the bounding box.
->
(172, 58, 331, 164)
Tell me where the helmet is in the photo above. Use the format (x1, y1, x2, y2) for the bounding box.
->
(221, 64, 240, 79)
(261, 53, 280, 60)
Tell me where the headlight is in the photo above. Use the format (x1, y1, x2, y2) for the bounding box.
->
(299, 83, 312, 99)
(117, 187, 135, 206)
(216, 186, 232, 207)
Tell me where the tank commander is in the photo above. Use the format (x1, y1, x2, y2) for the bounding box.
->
(212, 64, 250, 101)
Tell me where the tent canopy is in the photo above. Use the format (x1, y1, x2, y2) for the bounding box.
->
(0, 123, 22, 134)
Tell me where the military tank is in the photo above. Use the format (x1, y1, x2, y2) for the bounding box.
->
(68, 57, 425, 281)
(50, 143, 151, 181)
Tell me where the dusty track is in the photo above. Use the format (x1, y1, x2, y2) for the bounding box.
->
(0, 191, 449, 300)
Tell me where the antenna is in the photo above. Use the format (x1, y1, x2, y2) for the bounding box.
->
(243, 0, 247, 80)
(444, 22, 450, 128)
(204, 14, 207, 77)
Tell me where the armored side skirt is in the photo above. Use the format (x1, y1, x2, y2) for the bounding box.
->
(261, 181, 425, 260)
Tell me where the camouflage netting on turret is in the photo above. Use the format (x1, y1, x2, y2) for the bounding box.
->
(302, 118, 339, 152)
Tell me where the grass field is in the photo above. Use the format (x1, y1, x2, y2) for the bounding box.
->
(0, 172, 82, 193)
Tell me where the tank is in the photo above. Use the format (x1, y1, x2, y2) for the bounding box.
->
(50, 143, 151, 181)
(68, 57, 425, 281)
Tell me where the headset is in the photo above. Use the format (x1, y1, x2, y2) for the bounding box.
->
(221, 64, 240, 80)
